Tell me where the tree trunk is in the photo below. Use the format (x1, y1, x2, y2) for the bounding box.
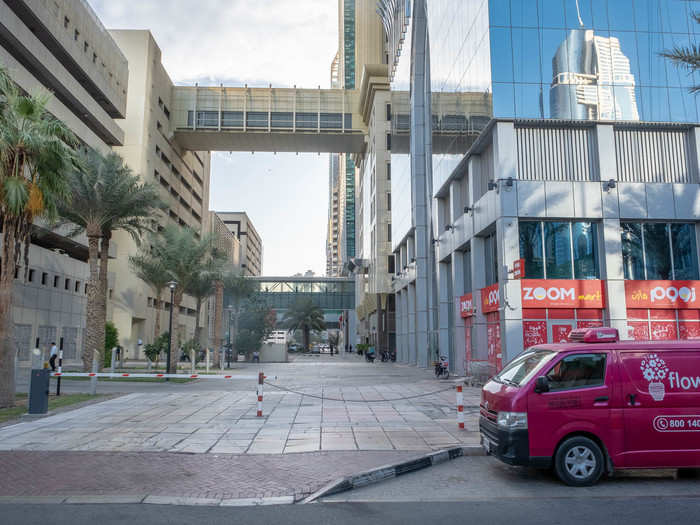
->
(83, 231, 102, 371)
(303, 326, 310, 352)
(213, 281, 223, 350)
(153, 291, 162, 341)
(97, 234, 110, 369)
(167, 288, 183, 373)
(194, 298, 202, 349)
(0, 218, 19, 408)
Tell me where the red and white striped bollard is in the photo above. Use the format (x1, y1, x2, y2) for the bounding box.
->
(456, 385, 464, 429)
(257, 371, 264, 417)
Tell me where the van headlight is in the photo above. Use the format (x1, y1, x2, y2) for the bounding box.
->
(497, 412, 528, 430)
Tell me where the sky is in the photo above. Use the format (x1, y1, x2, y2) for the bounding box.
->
(87, 0, 339, 276)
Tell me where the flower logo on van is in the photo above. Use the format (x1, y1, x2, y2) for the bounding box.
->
(641, 354, 670, 401)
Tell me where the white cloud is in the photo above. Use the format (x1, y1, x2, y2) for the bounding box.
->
(88, 0, 338, 275)
(90, 0, 338, 87)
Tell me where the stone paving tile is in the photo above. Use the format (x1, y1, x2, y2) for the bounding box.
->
(0, 450, 426, 500)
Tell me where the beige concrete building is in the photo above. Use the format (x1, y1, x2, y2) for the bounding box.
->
(215, 212, 263, 276)
(1, 0, 128, 363)
(108, 30, 212, 357)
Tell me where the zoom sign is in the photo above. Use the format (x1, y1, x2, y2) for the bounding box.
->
(520, 279, 605, 309)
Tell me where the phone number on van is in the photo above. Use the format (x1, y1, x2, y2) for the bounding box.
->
(653, 415, 700, 432)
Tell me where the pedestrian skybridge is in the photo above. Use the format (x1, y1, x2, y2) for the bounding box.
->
(172, 86, 366, 153)
(237, 276, 355, 329)
(171, 85, 493, 154)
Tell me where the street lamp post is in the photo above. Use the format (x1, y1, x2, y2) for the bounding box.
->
(227, 304, 233, 369)
(166, 280, 177, 379)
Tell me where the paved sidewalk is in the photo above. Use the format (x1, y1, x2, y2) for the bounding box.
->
(0, 450, 423, 501)
(0, 382, 481, 454)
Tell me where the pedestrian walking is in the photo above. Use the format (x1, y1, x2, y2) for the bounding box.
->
(252, 350, 260, 363)
(49, 342, 58, 371)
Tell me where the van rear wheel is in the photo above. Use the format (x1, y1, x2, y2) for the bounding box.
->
(554, 436, 604, 486)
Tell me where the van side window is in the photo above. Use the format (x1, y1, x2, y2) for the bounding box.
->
(546, 354, 607, 391)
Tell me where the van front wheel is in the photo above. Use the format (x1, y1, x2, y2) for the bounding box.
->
(554, 436, 604, 486)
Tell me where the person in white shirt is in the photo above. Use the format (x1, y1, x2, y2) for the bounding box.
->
(49, 342, 58, 371)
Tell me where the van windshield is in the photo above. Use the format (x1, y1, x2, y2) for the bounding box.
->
(494, 348, 555, 387)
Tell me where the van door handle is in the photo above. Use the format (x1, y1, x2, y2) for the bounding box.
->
(594, 396, 608, 403)
(628, 394, 636, 406)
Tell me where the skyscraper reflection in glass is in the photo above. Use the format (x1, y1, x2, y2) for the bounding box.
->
(487, 0, 699, 122)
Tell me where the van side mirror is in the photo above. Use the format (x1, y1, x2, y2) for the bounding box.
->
(534, 376, 550, 394)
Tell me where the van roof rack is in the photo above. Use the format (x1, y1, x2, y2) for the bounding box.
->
(569, 327, 619, 343)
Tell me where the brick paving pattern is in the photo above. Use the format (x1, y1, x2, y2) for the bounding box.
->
(0, 383, 481, 454)
(0, 450, 423, 500)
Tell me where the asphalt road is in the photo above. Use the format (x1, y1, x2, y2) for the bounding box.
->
(3, 499, 700, 525)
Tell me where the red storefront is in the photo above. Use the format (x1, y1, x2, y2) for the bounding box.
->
(459, 293, 474, 368)
(520, 279, 606, 348)
(625, 280, 700, 340)
(481, 283, 502, 370)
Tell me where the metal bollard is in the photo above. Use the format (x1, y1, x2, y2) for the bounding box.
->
(456, 385, 464, 429)
(257, 372, 264, 417)
(190, 349, 195, 374)
(110, 347, 117, 374)
(89, 350, 98, 395)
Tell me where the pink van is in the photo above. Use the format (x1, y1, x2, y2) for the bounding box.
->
(479, 327, 700, 486)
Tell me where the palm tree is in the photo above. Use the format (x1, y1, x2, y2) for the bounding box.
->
(185, 249, 226, 349)
(129, 249, 170, 342)
(222, 271, 259, 354)
(662, 13, 700, 92)
(59, 150, 162, 370)
(0, 67, 77, 407)
(282, 297, 326, 352)
(149, 225, 221, 372)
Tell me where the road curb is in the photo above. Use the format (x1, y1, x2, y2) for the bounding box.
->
(300, 445, 484, 503)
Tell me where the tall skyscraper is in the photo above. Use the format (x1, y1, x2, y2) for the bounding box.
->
(550, 29, 640, 121)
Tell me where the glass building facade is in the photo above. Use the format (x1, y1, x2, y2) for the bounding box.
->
(488, 0, 699, 122)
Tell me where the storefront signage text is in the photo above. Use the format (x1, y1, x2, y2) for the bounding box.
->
(481, 283, 500, 313)
(521, 279, 605, 309)
(459, 293, 474, 318)
(625, 280, 700, 309)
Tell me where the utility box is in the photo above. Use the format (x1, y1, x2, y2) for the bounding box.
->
(28, 369, 49, 414)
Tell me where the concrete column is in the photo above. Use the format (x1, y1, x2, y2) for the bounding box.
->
(437, 261, 450, 360)
(470, 236, 488, 365)
(407, 282, 417, 364)
(497, 217, 524, 364)
(451, 250, 466, 376)
(601, 218, 629, 337)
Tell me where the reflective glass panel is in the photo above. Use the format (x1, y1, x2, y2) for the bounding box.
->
(519, 222, 544, 279)
(644, 223, 672, 280)
(671, 223, 699, 280)
(572, 222, 599, 279)
(545, 222, 572, 279)
(621, 223, 644, 280)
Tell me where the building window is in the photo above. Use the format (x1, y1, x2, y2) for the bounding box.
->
(28, 269, 35, 282)
(75, 281, 80, 293)
(84, 283, 88, 294)
(74, 29, 79, 41)
(519, 221, 599, 280)
(386, 133, 391, 151)
(53, 276, 59, 288)
(387, 223, 392, 243)
(109, 289, 113, 299)
(484, 233, 499, 285)
(388, 255, 395, 274)
(65, 279, 70, 290)
(64, 16, 69, 28)
(386, 162, 391, 181)
(42, 272, 48, 285)
(386, 103, 391, 122)
(387, 192, 391, 211)
(621, 222, 699, 280)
